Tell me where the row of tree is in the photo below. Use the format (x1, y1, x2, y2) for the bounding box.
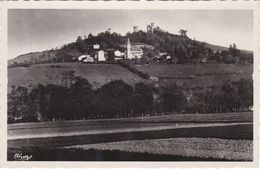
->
(8, 77, 252, 123)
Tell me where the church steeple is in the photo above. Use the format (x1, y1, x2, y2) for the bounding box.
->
(126, 37, 131, 59)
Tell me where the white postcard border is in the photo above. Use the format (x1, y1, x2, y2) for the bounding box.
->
(0, 1, 259, 168)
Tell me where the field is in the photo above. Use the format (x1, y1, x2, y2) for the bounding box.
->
(8, 62, 144, 92)
(134, 63, 252, 88)
(8, 124, 253, 161)
(8, 147, 237, 161)
(8, 62, 253, 92)
(134, 64, 252, 77)
(65, 138, 252, 161)
(8, 112, 253, 161)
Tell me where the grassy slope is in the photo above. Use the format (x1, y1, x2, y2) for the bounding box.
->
(205, 42, 253, 55)
(135, 64, 252, 77)
(134, 63, 252, 88)
(8, 62, 144, 92)
(8, 62, 253, 92)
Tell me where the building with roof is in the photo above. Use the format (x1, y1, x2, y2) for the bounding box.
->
(97, 50, 106, 62)
(126, 38, 143, 59)
(82, 55, 94, 63)
(78, 55, 87, 61)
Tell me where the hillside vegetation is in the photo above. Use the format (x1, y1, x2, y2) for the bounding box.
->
(8, 27, 253, 66)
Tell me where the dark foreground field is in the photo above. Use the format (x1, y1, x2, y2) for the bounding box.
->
(8, 123, 252, 148)
(8, 123, 252, 161)
(8, 148, 238, 161)
(8, 112, 253, 161)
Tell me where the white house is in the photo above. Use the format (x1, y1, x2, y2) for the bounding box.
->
(83, 55, 94, 63)
(97, 50, 106, 61)
(114, 50, 122, 57)
(78, 55, 87, 61)
(130, 46, 143, 59)
(93, 44, 100, 49)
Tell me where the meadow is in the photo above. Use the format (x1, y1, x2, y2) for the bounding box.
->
(8, 62, 144, 92)
(134, 63, 252, 78)
(134, 63, 252, 88)
(8, 62, 253, 93)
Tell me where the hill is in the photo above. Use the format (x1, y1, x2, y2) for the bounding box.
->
(204, 43, 251, 55)
(133, 63, 252, 89)
(8, 25, 253, 66)
(8, 63, 145, 93)
(8, 61, 252, 93)
(8, 50, 61, 66)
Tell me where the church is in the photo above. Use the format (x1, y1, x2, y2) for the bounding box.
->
(126, 38, 143, 59)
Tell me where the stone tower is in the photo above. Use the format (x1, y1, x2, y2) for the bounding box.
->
(147, 22, 155, 34)
(150, 22, 155, 33)
(126, 37, 131, 59)
(133, 26, 138, 32)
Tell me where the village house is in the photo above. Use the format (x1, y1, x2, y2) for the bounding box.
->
(82, 55, 94, 63)
(114, 50, 125, 60)
(78, 44, 107, 63)
(78, 54, 87, 61)
(97, 50, 106, 62)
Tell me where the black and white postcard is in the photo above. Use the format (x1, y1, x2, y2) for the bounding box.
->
(0, 1, 259, 168)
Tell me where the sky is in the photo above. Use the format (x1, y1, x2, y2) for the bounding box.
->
(8, 9, 253, 59)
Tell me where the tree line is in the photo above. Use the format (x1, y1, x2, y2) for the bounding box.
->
(8, 77, 252, 123)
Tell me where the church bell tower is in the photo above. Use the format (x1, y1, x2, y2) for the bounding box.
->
(126, 37, 131, 59)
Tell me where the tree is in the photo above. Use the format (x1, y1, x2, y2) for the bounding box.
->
(88, 33, 94, 39)
(97, 80, 134, 118)
(175, 47, 189, 64)
(162, 84, 186, 113)
(76, 36, 86, 54)
(30, 84, 50, 121)
(69, 77, 93, 119)
(233, 79, 253, 111)
(76, 36, 83, 43)
(47, 84, 69, 120)
(8, 86, 38, 123)
(61, 70, 76, 87)
(179, 29, 188, 37)
(134, 82, 154, 116)
(229, 43, 240, 59)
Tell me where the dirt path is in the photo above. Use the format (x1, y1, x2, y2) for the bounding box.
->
(8, 121, 252, 140)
